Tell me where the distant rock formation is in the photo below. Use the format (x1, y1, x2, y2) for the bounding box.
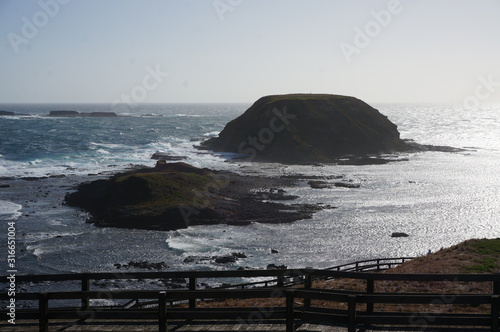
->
(391, 232, 409, 238)
(200, 94, 409, 163)
(0, 111, 15, 116)
(151, 151, 188, 161)
(48, 110, 117, 117)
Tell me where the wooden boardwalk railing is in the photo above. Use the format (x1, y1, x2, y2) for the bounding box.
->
(2, 258, 500, 332)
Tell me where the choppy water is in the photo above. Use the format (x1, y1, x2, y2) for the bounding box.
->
(0, 103, 499, 278)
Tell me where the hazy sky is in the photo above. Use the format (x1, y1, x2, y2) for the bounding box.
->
(1, 0, 500, 104)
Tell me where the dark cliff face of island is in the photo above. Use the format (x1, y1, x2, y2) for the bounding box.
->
(65, 161, 324, 231)
(200, 94, 409, 163)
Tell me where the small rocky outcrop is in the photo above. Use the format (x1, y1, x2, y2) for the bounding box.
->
(200, 94, 409, 163)
(183, 252, 247, 264)
(391, 232, 409, 238)
(65, 162, 323, 231)
(267, 264, 287, 270)
(308, 180, 360, 189)
(151, 152, 188, 160)
(114, 261, 169, 270)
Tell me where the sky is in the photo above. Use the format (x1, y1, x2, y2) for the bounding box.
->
(1, 0, 500, 104)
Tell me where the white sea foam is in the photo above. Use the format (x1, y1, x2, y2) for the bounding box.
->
(0, 200, 23, 220)
(31, 247, 45, 259)
(203, 131, 220, 137)
(165, 230, 235, 256)
(89, 142, 130, 149)
(175, 114, 202, 117)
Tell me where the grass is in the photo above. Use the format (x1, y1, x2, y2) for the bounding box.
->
(256, 93, 353, 110)
(115, 171, 218, 211)
(195, 238, 500, 315)
(463, 238, 500, 273)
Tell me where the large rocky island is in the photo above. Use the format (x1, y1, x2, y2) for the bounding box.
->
(200, 94, 410, 163)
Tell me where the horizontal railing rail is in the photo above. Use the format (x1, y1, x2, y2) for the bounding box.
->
(324, 257, 415, 272)
(2, 257, 413, 290)
(2, 288, 499, 332)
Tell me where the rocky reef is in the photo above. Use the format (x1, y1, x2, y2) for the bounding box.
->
(200, 94, 409, 163)
(48, 110, 118, 117)
(65, 161, 326, 231)
(0, 110, 15, 116)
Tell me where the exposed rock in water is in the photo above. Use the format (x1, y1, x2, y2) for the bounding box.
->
(200, 94, 409, 163)
(308, 180, 360, 189)
(183, 252, 247, 264)
(231, 252, 248, 258)
(391, 232, 409, 238)
(333, 182, 360, 189)
(65, 161, 323, 231)
(214, 255, 238, 264)
(114, 261, 169, 270)
(267, 264, 287, 270)
(0, 110, 15, 116)
(151, 151, 188, 160)
(336, 156, 409, 165)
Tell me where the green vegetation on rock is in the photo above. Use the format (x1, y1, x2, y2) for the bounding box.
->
(65, 161, 322, 231)
(65, 162, 224, 231)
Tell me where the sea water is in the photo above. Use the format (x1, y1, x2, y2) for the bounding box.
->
(0, 103, 499, 278)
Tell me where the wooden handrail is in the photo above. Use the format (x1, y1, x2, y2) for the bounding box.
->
(3, 257, 500, 331)
(2, 287, 500, 331)
(5, 257, 413, 288)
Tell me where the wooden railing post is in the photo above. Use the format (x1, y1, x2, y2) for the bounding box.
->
(366, 279, 374, 313)
(39, 292, 48, 332)
(189, 277, 197, 308)
(493, 280, 500, 295)
(304, 272, 312, 308)
(277, 275, 284, 287)
(159, 291, 167, 332)
(286, 290, 295, 332)
(348, 295, 357, 332)
(491, 295, 499, 332)
(81, 275, 90, 311)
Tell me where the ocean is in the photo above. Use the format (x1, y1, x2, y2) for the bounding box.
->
(0, 102, 499, 280)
